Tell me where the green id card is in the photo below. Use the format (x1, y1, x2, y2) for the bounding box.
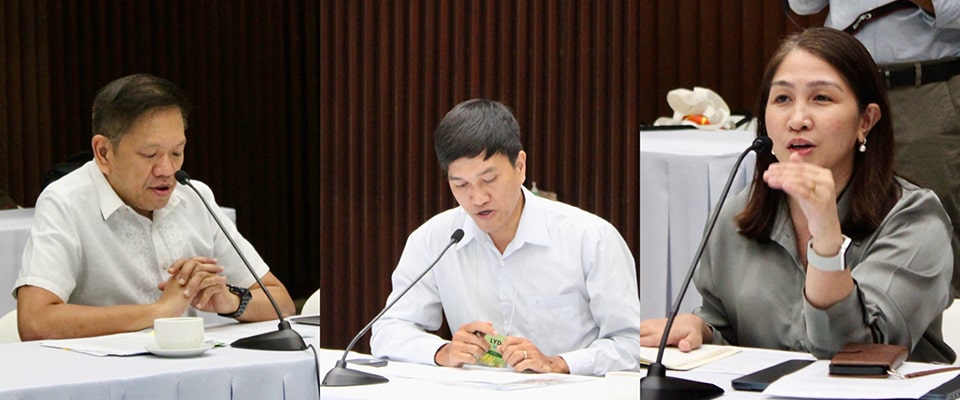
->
(476, 334, 507, 368)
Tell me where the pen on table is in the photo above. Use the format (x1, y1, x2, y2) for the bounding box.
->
(889, 366, 960, 379)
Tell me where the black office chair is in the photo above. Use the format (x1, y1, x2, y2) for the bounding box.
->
(42, 151, 93, 190)
(0, 187, 17, 209)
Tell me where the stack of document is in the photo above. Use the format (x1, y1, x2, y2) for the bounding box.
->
(40, 331, 227, 357)
(764, 360, 960, 399)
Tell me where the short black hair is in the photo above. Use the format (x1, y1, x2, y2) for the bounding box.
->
(434, 99, 522, 172)
(91, 74, 191, 145)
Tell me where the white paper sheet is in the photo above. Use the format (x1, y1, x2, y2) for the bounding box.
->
(764, 360, 960, 399)
(40, 330, 227, 357)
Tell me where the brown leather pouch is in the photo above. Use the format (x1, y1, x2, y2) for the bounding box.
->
(829, 343, 908, 378)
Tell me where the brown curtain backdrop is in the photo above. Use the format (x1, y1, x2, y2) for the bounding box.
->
(320, 0, 642, 352)
(639, 1, 827, 123)
(0, 1, 320, 304)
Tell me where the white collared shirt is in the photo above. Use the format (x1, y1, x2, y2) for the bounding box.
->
(370, 187, 640, 376)
(14, 161, 267, 307)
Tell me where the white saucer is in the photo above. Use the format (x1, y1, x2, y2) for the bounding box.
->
(145, 342, 215, 358)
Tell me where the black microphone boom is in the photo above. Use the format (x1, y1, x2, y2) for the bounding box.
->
(322, 229, 465, 387)
(175, 170, 307, 351)
(641, 136, 772, 400)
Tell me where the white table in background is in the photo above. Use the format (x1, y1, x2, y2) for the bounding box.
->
(640, 129, 756, 319)
(0, 207, 236, 316)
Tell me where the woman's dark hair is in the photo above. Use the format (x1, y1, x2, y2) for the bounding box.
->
(737, 27, 898, 241)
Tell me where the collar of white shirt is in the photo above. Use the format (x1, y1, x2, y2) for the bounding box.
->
(458, 186, 554, 257)
(87, 162, 184, 222)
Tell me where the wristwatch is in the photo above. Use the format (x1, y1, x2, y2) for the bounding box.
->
(218, 284, 252, 318)
(807, 235, 853, 272)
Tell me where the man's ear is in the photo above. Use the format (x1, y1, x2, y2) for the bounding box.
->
(91, 135, 113, 175)
(516, 150, 527, 185)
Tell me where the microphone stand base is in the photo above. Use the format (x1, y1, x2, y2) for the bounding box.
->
(230, 321, 307, 351)
(322, 362, 389, 387)
(641, 375, 724, 400)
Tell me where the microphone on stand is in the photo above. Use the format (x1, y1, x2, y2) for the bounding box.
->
(641, 136, 772, 400)
(322, 229, 465, 387)
(175, 170, 307, 351)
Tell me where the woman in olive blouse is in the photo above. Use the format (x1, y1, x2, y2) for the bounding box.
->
(641, 27, 955, 363)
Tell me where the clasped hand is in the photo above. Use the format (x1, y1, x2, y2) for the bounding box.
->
(435, 321, 570, 373)
(157, 256, 236, 315)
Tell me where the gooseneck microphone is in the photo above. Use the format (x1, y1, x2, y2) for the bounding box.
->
(642, 136, 772, 400)
(322, 229, 465, 387)
(175, 170, 307, 351)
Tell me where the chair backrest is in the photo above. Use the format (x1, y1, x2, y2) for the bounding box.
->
(301, 289, 320, 315)
(43, 151, 93, 190)
(942, 299, 960, 364)
(943, 301, 960, 364)
(0, 310, 20, 343)
(0, 187, 17, 209)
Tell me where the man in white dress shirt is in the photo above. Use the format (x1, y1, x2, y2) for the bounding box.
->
(370, 99, 640, 376)
(14, 74, 296, 340)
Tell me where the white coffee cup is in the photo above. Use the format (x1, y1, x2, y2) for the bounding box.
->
(605, 371, 641, 400)
(154, 317, 204, 350)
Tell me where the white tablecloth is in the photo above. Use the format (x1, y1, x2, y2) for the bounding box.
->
(0, 207, 236, 316)
(640, 129, 756, 319)
(317, 348, 636, 400)
(0, 319, 319, 399)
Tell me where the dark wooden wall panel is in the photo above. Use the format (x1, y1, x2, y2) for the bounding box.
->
(1, 0, 319, 308)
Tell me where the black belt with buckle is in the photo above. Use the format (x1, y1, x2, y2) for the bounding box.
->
(880, 58, 960, 89)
